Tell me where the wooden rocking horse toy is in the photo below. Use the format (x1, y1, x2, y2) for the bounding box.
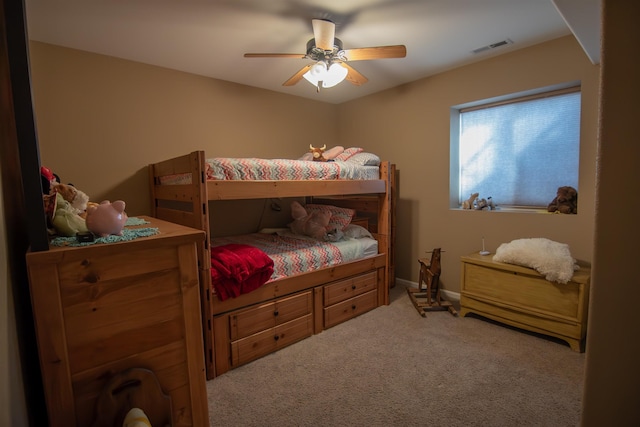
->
(407, 248, 458, 317)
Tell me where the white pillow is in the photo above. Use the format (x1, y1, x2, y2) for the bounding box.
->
(343, 224, 373, 239)
(346, 152, 381, 166)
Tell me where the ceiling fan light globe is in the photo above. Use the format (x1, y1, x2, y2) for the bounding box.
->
(322, 63, 348, 88)
(302, 69, 319, 86)
(309, 61, 327, 78)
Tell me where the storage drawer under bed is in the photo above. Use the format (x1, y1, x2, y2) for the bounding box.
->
(323, 271, 377, 306)
(230, 291, 313, 341)
(231, 314, 313, 367)
(324, 289, 378, 329)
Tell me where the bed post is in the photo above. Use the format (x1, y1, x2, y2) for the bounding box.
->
(377, 161, 395, 305)
(189, 151, 216, 379)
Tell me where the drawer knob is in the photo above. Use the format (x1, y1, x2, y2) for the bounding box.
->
(274, 335, 279, 341)
(352, 305, 356, 310)
(273, 310, 279, 317)
(351, 285, 356, 290)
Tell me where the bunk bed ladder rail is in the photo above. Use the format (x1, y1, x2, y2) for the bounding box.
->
(149, 151, 215, 378)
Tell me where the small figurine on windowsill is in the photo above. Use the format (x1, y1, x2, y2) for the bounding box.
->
(461, 192, 479, 209)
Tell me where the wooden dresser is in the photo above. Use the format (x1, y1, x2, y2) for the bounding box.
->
(26, 217, 209, 426)
(460, 252, 590, 352)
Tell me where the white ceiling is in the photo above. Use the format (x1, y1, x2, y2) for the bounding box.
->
(24, 0, 599, 105)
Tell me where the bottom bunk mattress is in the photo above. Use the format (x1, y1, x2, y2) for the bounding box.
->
(209, 228, 379, 300)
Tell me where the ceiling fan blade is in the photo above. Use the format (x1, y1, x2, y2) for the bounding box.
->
(340, 63, 368, 86)
(312, 19, 335, 51)
(342, 45, 407, 61)
(244, 53, 306, 58)
(283, 65, 312, 86)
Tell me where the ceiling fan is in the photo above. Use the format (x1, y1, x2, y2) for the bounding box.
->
(244, 19, 406, 91)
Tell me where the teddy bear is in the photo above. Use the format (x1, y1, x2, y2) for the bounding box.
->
(547, 186, 578, 214)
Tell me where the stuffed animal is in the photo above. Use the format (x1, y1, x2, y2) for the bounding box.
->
(85, 200, 128, 237)
(462, 192, 479, 209)
(309, 144, 327, 162)
(40, 166, 60, 195)
(288, 201, 330, 239)
(51, 192, 89, 236)
(475, 198, 489, 210)
(52, 182, 90, 216)
(487, 196, 496, 210)
(547, 186, 578, 214)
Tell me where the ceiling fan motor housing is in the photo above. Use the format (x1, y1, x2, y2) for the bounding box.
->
(306, 38, 344, 62)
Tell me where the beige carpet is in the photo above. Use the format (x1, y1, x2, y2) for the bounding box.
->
(207, 285, 585, 426)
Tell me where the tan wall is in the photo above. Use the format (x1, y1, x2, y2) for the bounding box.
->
(29, 36, 599, 294)
(29, 42, 337, 217)
(337, 35, 600, 292)
(582, 1, 640, 424)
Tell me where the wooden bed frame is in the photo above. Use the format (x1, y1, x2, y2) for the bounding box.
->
(149, 151, 396, 379)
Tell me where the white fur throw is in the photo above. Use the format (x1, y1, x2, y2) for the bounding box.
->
(493, 238, 579, 284)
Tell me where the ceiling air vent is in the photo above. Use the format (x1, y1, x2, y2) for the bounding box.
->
(471, 38, 513, 54)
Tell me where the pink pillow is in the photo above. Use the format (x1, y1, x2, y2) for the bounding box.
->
(305, 204, 355, 231)
(334, 147, 364, 162)
(323, 146, 344, 160)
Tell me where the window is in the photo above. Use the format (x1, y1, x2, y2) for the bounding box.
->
(450, 85, 581, 209)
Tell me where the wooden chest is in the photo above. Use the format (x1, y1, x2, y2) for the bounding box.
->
(26, 217, 209, 426)
(460, 252, 590, 352)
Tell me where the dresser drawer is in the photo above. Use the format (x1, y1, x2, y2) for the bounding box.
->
(324, 289, 377, 329)
(230, 291, 312, 341)
(323, 272, 377, 306)
(231, 314, 313, 367)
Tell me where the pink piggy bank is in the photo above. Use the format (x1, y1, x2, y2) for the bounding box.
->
(85, 200, 128, 237)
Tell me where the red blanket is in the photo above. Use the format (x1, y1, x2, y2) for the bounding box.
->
(210, 244, 274, 301)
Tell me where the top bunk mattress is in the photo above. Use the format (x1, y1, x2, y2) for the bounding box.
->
(158, 148, 382, 184)
(206, 147, 381, 181)
(205, 158, 379, 181)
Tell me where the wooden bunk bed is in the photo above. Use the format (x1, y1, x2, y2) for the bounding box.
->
(149, 151, 396, 379)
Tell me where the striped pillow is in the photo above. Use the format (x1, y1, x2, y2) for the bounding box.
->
(334, 147, 364, 162)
